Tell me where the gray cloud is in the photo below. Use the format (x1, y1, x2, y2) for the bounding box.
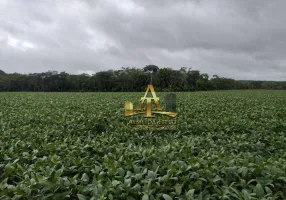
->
(0, 0, 286, 80)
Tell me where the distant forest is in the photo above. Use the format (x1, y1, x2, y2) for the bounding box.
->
(0, 65, 285, 92)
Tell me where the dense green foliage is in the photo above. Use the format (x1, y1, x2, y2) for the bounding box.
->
(1, 67, 286, 92)
(1, 91, 286, 199)
(0, 70, 5, 76)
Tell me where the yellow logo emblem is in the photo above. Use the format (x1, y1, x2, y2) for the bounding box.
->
(125, 85, 177, 118)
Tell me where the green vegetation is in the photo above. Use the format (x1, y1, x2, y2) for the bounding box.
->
(1, 67, 286, 92)
(1, 90, 286, 199)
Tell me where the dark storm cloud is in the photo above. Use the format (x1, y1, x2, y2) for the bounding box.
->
(0, 0, 286, 80)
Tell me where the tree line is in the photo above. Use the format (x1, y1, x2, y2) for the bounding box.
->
(0, 66, 285, 92)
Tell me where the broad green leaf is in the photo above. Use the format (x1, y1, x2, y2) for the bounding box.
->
(77, 194, 87, 200)
(163, 194, 173, 200)
(142, 194, 149, 200)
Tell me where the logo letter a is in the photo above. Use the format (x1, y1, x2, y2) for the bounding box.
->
(137, 85, 162, 112)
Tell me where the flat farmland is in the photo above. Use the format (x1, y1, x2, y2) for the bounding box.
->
(1, 91, 286, 199)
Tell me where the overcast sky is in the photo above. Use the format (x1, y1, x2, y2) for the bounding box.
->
(0, 0, 286, 80)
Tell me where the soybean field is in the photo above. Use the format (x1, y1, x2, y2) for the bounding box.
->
(1, 90, 286, 199)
